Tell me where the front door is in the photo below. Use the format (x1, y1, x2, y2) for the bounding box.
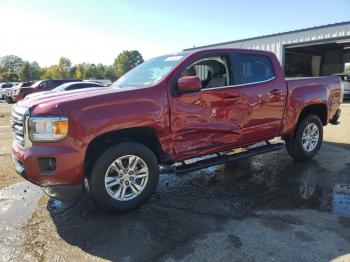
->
(168, 54, 245, 158)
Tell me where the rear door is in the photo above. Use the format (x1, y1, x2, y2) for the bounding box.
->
(229, 52, 287, 141)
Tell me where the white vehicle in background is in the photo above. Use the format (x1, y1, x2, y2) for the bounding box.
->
(83, 79, 112, 86)
(334, 72, 350, 99)
(0, 82, 18, 101)
(25, 81, 106, 99)
(3, 82, 32, 103)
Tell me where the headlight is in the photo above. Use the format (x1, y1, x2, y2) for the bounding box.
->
(28, 116, 69, 142)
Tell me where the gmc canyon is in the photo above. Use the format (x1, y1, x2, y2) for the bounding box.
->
(11, 48, 343, 212)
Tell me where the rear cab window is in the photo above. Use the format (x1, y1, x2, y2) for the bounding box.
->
(232, 53, 275, 85)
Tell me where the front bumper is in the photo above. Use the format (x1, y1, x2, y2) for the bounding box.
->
(330, 109, 341, 125)
(12, 141, 85, 200)
(12, 155, 82, 201)
(12, 154, 83, 200)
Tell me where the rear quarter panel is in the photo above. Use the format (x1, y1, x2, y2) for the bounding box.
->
(281, 76, 341, 135)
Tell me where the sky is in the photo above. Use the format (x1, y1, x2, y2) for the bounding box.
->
(0, 0, 349, 67)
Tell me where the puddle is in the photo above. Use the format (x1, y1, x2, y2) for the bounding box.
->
(332, 185, 350, 216)
(285, 180, 350, 216)
(0, 182, 42, 225)
(0, 182, 42, 261)
(174, 149, 350, 217)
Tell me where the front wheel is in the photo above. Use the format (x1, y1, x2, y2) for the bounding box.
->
(89, 142, 159, 212)
(286, 114, 323, 161)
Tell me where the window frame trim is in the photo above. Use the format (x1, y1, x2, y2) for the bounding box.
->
(200, 76, 276, 91)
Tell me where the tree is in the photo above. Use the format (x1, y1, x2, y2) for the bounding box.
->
(17, 62, 31, 81)
(113, 50, 143, 78)
(0, 72, 18, 82)
(0, 55, 24, 73)
(74, 64, 86, 79)
(105, 65, 117, 81)
(58, 57, 72, 78)
(30, 61, 41, 80)
(42, 65, 60, 79)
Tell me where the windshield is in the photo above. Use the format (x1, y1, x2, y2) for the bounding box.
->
(111, 54, 188, 89)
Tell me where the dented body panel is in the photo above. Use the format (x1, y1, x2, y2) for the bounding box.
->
(11, 48, 342, 188)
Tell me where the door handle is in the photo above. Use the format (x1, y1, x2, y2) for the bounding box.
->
(224, 95, 240, 102)
(269, 89, 281, 95)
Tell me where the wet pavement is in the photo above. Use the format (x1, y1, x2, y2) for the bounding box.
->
(0, 101, 350, 261)
(0, 183, 41, 261)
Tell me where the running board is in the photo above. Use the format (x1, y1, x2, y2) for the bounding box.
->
(173, 143, 284, 174)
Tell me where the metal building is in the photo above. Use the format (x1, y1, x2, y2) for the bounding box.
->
(185, 21, 350, 77)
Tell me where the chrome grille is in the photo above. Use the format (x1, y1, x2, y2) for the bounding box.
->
(10, 106, 28, 148)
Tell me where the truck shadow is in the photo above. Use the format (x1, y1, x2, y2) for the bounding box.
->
(47, 142, 350, 261)
(342, 98, 350, 104)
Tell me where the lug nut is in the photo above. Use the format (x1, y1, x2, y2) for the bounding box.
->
(129, 177, 134, 181)
(125, 181, 129, 186)
(120, 179, 124, 184)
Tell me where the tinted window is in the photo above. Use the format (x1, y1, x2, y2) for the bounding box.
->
(67, 84, 87, 90)
(237, 54, 274, 84)
(66, 83, 101, 90)
(2, 84, 13, 88)
(40, 81, 55, 88)
(52, 80, 63, 87)
(181, 56, 229, 89)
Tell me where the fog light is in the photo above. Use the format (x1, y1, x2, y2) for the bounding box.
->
(38, 158, 56, 172)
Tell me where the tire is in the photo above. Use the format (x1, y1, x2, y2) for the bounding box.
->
(286, 114, 323, 161)
(89, 142, 159, 213)
(4, 96, 14, 104)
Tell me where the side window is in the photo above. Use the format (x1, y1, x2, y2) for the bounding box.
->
(53, 80, 63, 87)
(42, 80, 57, 88)
(181, 56, 230, 89)
(237, 54, 274, 84)
(67, 84, 86, 90)
(39, 81, 48, 88)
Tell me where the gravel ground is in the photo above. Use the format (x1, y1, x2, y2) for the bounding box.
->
(0, 100, 350, 262)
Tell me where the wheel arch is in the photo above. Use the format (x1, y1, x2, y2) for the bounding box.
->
(297, 103, 328, 126)
(84, 127, 165, 178)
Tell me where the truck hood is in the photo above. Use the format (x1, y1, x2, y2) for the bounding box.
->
(17, 87, 130, 113)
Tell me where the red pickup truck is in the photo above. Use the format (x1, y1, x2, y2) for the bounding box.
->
(13, 78, 80, 102)
(11, 48, 342, 212)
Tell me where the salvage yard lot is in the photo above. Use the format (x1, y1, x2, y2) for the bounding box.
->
(0, 100, 350, 262)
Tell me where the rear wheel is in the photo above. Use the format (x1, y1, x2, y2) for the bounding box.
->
(89, 142, 159, 212)
(4, 96, 14, 104)
(286, 115, 323, 161)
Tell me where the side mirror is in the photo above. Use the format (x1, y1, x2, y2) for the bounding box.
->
(178, 76, 202, 94)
